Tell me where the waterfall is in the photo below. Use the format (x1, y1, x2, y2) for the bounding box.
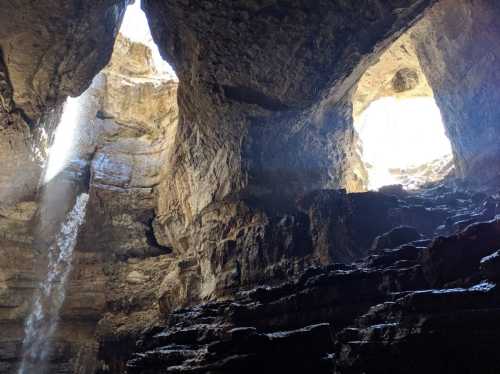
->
(18, 193, 89, 374)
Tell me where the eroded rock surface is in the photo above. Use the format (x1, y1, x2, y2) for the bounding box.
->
(0, 0, 127, 119)
(2, 0, 500, 373)
(0, 0, 127, 211)
(69, 35, 179, 373)
(144, 0, 436, 309)
(353, 31, 433, 120)
(411, 0, 500, 181)
(145, 0, 436, 204)
(0, 31, 179, 373)
(0, 8, 128, 370)
(125, 184, 500, 374)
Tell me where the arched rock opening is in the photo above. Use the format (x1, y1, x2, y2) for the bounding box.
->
(351, 30, 454, 191)
(344, 0, 500, 191)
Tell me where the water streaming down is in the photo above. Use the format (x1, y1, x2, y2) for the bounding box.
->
(18, 193, 89, 374)
(17, 92, 89, 373)
(16, 5, 173, 371)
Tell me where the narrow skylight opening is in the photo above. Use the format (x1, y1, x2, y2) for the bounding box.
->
(355, 97, 454, 190)
(119, 0, 177, 79)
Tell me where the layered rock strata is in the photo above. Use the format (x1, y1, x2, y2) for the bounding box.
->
(0, 32, 179, 373)
(65, 35, 179, 373)
(0, 9, 128, 369)
(126, 183, 500, 374)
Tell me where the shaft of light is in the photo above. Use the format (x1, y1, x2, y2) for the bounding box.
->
(43, 96, 83, 183)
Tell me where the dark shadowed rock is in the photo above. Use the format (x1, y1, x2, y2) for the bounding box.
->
(336, 282, 500, 374)
(480, 250, 500, 282)
(422, 218, 500, 287)
(371, 226, 422, 252)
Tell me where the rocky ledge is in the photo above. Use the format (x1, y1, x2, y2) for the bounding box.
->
(115, 181, 500, 374)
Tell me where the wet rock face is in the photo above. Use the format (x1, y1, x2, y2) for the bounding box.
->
(336, 282, 500, 374)
(2, 0, 500, 372)
(93, 180, 500, 372)
(153, 182, 482, 312)
(0, 31, 179, 372)
(371, 226, 421, 252)
(411, 0, 500, 181)
(422, 218, 500, 287)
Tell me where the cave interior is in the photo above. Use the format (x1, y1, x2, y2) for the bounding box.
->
(1, 0, 500, 373)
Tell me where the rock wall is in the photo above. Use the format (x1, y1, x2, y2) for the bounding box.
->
(145, 0, 435, 205)
(66, 35, 179, 373)
(0, 0, 128, 209)
(0, 32, 179, 373)
(0, 201, 38, 373)
(0, 3, 128, 372)
(3, 0, 500, 372)
(353, 31, 434, 120)
(0, 0, 127, 119)
(144, 0, 436, 303)
(126, 185, 500, 374)
(411, 0, 500, 181)
(79, 35, 178, 260)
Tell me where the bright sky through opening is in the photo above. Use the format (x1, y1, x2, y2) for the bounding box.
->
(43, 96, 83, 183)
(355, 97, 453, 191)
(119, 0, 177, 79)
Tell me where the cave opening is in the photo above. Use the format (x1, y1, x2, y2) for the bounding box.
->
(352, 32, 454, 191)
(354, 96, 453, 191)
(119, 0, 177, 80)
(15, 1, 181, 372)
(42, 0, 178, 185)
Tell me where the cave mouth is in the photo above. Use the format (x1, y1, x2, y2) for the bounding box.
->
(41, 0, 178, 185)
(354, 96, 454, 191)
(351, 30, 455, 192)
(120, 0, 177, 80)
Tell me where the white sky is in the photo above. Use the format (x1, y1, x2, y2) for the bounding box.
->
(355, 97, 453, 190)
(119, 0, 177, 79)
